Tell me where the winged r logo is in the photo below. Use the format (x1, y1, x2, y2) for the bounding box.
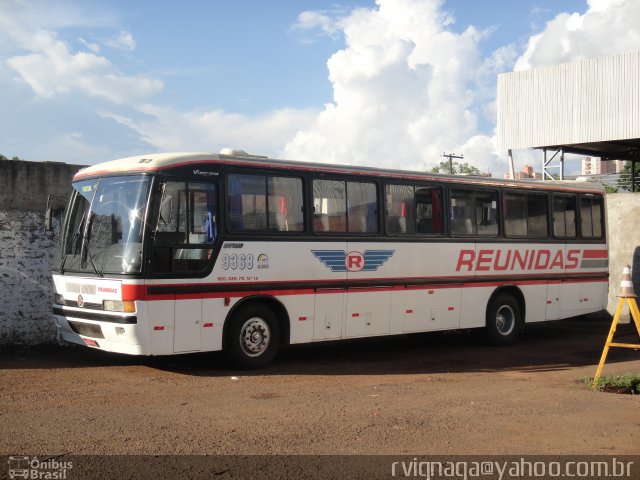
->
(312, 250, 395, 272)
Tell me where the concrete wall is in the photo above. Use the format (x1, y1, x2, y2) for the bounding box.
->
(0, 159, 85, 345)
(0, 160, 84, 212)
(606, 192, 640, 321)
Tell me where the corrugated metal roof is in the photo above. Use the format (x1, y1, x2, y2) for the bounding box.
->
(497, 51, 640, 151)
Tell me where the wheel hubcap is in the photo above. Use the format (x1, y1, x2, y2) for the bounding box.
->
(240, 317, 271, 357)
(496, 305, 516, 336)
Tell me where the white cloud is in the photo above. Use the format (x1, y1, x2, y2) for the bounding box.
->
(292, 11, 340, 36)
(79, 38, 100, 53)
(515, 0, 640, 70)
(284, 0, 506, 174)
(106, 31, 137, 51)
(104, 105, 318, 156)
(1, 2, 160, 104)
(45, 132, 111, 163)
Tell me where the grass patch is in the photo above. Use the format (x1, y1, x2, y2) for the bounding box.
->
(582, 373, 640, 394)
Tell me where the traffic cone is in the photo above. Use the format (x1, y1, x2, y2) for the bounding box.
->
(619, 265, 637, 298)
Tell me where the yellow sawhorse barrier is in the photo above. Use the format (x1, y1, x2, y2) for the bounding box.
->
(592, 296, 640, 389)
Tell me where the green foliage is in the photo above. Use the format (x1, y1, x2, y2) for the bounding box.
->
(604, 184, 619, 194)
(0, 154, 24, 161)
(429, 161, 482, 175)
(583, 373, 640, 393)
(616, 161, 640, 192)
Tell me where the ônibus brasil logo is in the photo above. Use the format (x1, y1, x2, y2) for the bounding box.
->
(312, 250, 395, 272)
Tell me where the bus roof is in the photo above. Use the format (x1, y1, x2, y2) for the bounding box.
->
(74, 151, 605, 194)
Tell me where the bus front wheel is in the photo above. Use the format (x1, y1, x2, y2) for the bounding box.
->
(485, 293, 522, 346)
(225, 304, 280, 369)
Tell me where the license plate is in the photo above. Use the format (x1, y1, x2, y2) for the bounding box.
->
(82, 337, 100, 348)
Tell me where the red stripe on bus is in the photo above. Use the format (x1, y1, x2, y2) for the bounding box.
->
(124, 276, 608, 301)
(582, 250, 608, 259)
(122, 284, 147, 301)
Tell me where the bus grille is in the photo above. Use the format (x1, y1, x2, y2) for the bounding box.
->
(67, 321, 105, 339)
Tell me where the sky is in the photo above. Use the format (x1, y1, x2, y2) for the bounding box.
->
(1, 0, 640, 176)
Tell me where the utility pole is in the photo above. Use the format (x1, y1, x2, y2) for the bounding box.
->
(442, 152, 463, 175)
(508, 149, 515, 180)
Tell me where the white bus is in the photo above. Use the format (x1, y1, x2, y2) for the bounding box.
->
(51, 150, 608, 368)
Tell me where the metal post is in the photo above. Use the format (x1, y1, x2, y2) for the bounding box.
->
(542, 148, 564, 181)
(508, 149, 515, 179)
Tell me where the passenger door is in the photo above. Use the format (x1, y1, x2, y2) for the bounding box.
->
(150, 180, 218, 353)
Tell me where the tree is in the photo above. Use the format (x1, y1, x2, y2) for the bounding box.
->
(0, 154, 24, 161)
(429, 161, 482, 175)
(616, 161, 640, 192)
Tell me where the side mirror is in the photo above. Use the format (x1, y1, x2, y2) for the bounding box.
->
(44, 194, 67, 232)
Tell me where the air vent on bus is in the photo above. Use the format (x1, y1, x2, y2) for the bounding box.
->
(219, 148, 268, 159)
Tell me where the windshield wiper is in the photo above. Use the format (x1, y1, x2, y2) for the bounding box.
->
(60, 210, 87, 273)
(80, 213, 104, 278)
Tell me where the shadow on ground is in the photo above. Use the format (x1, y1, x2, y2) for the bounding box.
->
(1, 315, 639, 378)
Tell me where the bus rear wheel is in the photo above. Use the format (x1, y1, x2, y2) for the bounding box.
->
(486, 293, 522, 346)
(225, 304, 280, 369)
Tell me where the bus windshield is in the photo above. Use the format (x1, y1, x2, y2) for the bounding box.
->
(60, 175, 152, 275)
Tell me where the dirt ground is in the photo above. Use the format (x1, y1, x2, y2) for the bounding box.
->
(1, 316, 639, 457)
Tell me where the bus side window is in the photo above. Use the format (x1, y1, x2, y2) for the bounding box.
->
(505, 192, 548, 238)
(450, 190, 474, 235)
(347, 181, 378, 233)
(505, 193, 527, 236)
(416, 187, 442, 234)
(475, 191, 499, 236)
(553, 195, 577, 238)
(385, 184, 414, 234)
(580, 195, 604, 239)
(152, 182, 216, 274)
(313, 180, 347, 233)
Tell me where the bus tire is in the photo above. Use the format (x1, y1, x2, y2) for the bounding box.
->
(225, 304, 280, 369)
(485, 293, 522, 346)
